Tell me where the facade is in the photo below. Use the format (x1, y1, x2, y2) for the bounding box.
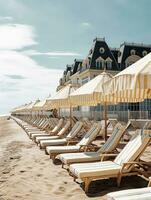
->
(57, 38, 151, 121)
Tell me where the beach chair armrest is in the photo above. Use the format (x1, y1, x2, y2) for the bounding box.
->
(122, 161, 150, 166)
(67, 140, 79, 145)
(79, 144, 97, 151)
(100, 153, 118, 161)
(120, 161, 150, 173)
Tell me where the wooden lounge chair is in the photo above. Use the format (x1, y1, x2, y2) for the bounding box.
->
(39, 121, 83, 149)
(69, 129, 151, 193)
(57, 122, 128, 167)
(24, 119, 56, 137)
(28, 118, 64, 139)
(46, 123, 102, 161)
(35, 120, 71, 143)
(107, 177, 151, 200)
(23, 117, 53, 132)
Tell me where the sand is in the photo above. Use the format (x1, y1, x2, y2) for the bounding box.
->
(0, 116, 151, 200)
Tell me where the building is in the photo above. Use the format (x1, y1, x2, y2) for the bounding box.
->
(57, 38, 151, 120)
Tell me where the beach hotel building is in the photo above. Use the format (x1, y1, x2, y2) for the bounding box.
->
(57, 38, 151, 121)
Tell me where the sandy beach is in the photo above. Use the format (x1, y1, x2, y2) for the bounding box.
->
(0, 116, 151, 200)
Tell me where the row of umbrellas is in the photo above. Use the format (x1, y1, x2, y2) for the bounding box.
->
(12, 53, 151, 139)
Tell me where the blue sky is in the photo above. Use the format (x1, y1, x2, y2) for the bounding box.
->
(0, 0, 151, 114)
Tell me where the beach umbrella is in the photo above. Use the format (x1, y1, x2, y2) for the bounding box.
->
(32, 99, 47, 111)
(46, 84, 78, 124)
(32, 99, 48, 116)
(70, 72, 113, 140)
(103, 53, 151, 103)
(24, 100, 40, 115)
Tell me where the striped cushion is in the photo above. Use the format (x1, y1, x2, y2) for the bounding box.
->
(30, 133, 49, 139)
(98, 123, 124, 153)
(66, 121, 83, 140)
(36, 135, 60, 143)
(57, 152, 100, 164)
(107, 187, 151, 200)
(70, 161, 121, 178)
(114, 129, 151, 166)
(40, 138, 67, 148)
(46, 145, 80, 155)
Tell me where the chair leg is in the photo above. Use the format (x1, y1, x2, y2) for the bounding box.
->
(148, 179, 151, 187)
(84, 178, 91, 193)
(117, 175, 122, 187)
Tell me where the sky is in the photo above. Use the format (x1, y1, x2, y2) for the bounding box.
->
(1, 0, 151, 114)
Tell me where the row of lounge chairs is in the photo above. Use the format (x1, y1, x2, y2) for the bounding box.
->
(11, 115, 151, 198)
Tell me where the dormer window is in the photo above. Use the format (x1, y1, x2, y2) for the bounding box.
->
(130, 49, 136, 55)
(106, 57, 112, 70)
(125, 55, 141, 68)
(96, 56, 105, 69)
(142, 50, 147, 57)
(99, 47, 105, 54)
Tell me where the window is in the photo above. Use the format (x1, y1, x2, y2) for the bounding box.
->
(106, 57, 112, 70)
(96, 56, 104, 69)
(99, 47, 105, 54)
(106, 61, 112, 69)
(130, 49, 136, 55)
(125, 55, 141, 68)
(96, 60, 104, 69)
(142, 50, 147, 57)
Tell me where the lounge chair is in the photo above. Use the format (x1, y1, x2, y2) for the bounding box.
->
(35, 120, 71, 143)
(57, 122, 128, 167)
(107, 177, 151, 200)
(28, 118, 64, 139)
(69, 129, 151, 193)
(39, 121, 83, 149)
(46, 123, 102, 161)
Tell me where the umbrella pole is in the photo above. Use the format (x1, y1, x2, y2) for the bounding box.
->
(104, 102, 108, 141)
(58, 108, 60, 118)
(70, 106, 72, 128)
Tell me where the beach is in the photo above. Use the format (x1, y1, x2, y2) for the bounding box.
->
(0, 116, 151, 200)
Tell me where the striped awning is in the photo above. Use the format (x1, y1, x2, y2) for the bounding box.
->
(103, 53, 151, 103)
(46, 84, 79, 108)
(32, 99, 47, 111)
(70, 72, 113, 106)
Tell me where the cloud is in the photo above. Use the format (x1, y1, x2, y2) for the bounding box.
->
(22, 49, 81, 57)
(0, 16, 13, 21)
(5, 74, 26, 79)
(81, 22, 91, 27)
(0, 50, 63, 114)
(0, 23, 37, 50)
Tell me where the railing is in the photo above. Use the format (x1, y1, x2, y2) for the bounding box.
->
(60, 110, 151, 122)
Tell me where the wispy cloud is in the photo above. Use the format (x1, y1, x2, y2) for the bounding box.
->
(81, 22, 92, 27)
(22, 49, 81, 57)
(0, 16, 13, 22)
(5, 74, 26, 79)
(0, 23, 37, 50)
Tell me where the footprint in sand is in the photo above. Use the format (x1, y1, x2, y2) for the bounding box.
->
(20, 170, 26, 173)
(53, 186, 66, 195)
(26, 166, 32, 169)
(36, 173, 42, 177)
(46, 183, 53, 188)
